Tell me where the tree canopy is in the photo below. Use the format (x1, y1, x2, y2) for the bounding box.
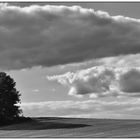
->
(0, 72, 22, 121)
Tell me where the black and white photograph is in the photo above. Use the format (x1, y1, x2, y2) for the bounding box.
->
(1, 1, 140, 138)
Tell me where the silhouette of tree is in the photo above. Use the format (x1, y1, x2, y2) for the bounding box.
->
(0, 72, 22, 121)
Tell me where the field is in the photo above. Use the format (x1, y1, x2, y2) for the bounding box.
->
(1, 117, 140, 138)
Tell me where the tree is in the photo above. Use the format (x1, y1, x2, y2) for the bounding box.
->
(0, 72, 22, 121)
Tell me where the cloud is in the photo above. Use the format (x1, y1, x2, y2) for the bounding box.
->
(32, 89, 39, 92)
(68, 68, 117, 97)
(47, 66, 140, 98)
(98, 54, 140, 67)
(1, 4, 140, 70)
(47, 66, 119, 98)
(21, 100, 99, 117)
(119, 69, 140, 93)
(20, 98, 140, 119)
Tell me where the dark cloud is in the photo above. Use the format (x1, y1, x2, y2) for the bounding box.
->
(0, 4, 140, 70)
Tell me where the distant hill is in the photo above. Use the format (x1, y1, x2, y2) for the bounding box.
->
(0, 117, 140, 137)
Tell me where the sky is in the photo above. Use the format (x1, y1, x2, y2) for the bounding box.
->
(2, 2, 140, 119)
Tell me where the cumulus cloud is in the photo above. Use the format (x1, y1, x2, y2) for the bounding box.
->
(47, 66, 140, 98)
(1, 3, 140, 70)
(20, 98, 140, 119)
(119, 69, 140, 93)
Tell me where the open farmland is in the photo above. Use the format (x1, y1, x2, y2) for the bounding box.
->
(1, 117, 140, 138)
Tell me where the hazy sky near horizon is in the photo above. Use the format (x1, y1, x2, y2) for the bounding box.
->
(2, 2, 140, 119)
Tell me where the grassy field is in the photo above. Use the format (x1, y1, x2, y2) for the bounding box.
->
(1, 117, 140, 138)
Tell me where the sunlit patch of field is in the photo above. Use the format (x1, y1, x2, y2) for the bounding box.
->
(1, 117, 140, 138)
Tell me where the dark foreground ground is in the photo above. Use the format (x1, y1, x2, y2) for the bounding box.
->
(1, 117, 140, 138)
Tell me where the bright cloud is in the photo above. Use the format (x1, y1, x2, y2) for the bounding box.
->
(1, 4, 140, 70)
(20, 98, 140, 119)
(47, 66, 140, 98)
